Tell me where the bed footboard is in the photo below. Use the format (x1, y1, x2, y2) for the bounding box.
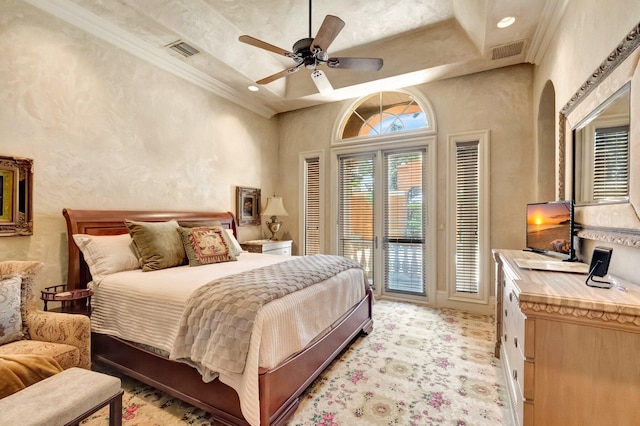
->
(92, 287, 373, 426)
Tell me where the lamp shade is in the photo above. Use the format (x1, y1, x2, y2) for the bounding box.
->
(262, 196, 289, 217)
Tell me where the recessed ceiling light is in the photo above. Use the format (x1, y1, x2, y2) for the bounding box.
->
(248, 85, 259, 92)
(497, 16, 516, 28)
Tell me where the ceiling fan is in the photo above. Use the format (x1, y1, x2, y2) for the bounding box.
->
(238, 0, 383, 94)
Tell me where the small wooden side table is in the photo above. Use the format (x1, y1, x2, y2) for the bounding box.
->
(40, 285, 93, 315)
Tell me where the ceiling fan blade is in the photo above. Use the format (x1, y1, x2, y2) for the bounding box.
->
(327, 57, 384, 71)
(311, 15, 345, 55)
(239, 35, 296, 59)
(310, 69, 333, 95)
(256, 66, 300, 85)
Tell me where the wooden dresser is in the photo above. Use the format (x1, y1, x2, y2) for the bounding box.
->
(493, 249, 640, 426)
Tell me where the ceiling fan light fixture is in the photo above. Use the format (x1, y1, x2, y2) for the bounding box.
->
(303, 57, 316, 69)
(311, 69, 333, 95)
(497, 16, 516, 28)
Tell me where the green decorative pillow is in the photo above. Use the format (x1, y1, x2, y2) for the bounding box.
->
(125, 219, 186, 272)
(0, 275, 23, 345)
(178, 226, 237, 266)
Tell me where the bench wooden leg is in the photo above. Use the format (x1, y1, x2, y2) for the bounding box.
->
(64, 390, 124, 426)
(110, 391, 123, 426)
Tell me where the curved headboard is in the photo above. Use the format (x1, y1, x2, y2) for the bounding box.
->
(63, 208, 238, 290)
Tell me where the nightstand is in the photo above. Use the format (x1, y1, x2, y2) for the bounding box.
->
(240, 239, 292, 256)
(40, 284, 93, 315)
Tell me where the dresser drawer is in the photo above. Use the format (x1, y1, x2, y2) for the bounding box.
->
(500, 343, 524, 426)
(264, 246, 291, 256)
(502, 278, 527, 400)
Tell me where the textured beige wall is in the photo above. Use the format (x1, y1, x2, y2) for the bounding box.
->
(0, 1, 279, 292)
(533, 0, 640, 283)
(535, 0, 640, 111)
(278, 64, 535, 294)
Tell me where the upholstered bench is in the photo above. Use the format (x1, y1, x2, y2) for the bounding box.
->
(0, 367, 123, 426)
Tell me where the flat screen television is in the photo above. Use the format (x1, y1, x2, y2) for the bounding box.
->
(526, 200, 576, 260)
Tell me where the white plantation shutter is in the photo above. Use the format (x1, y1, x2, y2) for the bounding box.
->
(338, 153, 375, 287)
(455, 141, 480, 294)
(304, 157, 320, 255)
(593, 125, 629, 200)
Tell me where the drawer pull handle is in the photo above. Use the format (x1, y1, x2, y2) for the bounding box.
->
(514, 337, 518, 348)
(513, 369, 518, 381)
(509, 292, 513, 302)
(504, 333, 507, 342)
(504, 309, 508, 318)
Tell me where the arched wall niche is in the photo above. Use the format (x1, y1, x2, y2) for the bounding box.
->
(537, 80, 556, 202)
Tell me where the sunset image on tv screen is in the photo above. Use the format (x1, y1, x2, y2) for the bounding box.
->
(526, 202, 571, 254)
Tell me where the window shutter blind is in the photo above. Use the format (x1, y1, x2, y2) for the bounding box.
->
(455, 141, 480, 294)
(304, 157, 320, 255)
(383, 150, 426, 295)
(593, 125, 629, 199)
(338, 154, 375, 286)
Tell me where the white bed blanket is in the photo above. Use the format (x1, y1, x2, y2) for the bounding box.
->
(90, 253, 366, 426)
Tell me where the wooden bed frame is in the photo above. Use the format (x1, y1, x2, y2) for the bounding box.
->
(63, 208, 374, 426)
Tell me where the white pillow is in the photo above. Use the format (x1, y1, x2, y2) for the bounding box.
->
(73, 233, 140, 283)
(224, 229, 246, 256)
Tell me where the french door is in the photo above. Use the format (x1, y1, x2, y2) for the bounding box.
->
(335, 143, 433, 301)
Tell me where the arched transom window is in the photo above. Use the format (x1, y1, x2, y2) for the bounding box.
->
(338, 91, 431, 140)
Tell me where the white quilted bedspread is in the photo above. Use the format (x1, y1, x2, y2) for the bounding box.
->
(90, 253, 366, 426)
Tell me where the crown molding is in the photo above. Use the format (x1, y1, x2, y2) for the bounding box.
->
(22, 0, 276, 119)
(526, 0, 569, 65)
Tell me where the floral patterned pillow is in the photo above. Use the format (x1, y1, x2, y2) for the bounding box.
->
(178, 226, 237, 266)
(0, 275, 23, 344)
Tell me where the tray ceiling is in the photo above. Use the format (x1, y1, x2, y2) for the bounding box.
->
(23, 0, 566, 118)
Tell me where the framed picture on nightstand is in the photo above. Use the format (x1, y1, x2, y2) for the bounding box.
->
(236, 186, 261, 226)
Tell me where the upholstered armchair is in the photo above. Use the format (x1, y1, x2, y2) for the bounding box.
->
(0, 261, 91, 370)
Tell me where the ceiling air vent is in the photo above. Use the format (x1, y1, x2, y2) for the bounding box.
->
(166, 40, 199, 57)
(491, 40, 525, 60)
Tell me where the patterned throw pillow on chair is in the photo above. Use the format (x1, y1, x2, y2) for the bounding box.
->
(0, 276, 23, 345)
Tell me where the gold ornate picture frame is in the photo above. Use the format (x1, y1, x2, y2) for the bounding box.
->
(0, 155, 33, 236)
(236, 186, 261, 226)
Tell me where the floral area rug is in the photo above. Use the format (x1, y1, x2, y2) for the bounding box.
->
(82, 300, 511, 425)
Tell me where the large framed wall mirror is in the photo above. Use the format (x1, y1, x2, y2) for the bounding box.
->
(0, 155, 33, 236)
(559, 21, 640, 244)
(573, 83, 630, 206)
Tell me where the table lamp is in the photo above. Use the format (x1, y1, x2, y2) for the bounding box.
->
(262, 196, 289, 240)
